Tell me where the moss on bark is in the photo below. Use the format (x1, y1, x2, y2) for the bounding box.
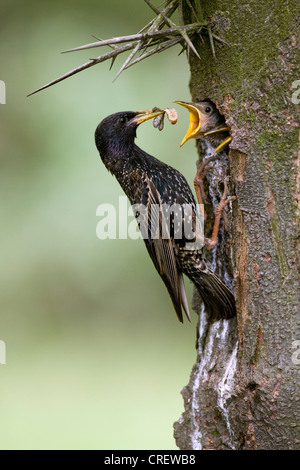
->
(175, 0, 300, 450)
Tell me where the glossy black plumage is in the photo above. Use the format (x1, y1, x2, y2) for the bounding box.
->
(95, 111, 236, 322)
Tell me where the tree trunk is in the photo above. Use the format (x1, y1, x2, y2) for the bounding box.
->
(174, 0, 300, 450)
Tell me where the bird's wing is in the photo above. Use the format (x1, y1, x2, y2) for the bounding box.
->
(142, 175, 191, 322)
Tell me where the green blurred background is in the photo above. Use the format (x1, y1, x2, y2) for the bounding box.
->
(0, 0, 198, 449)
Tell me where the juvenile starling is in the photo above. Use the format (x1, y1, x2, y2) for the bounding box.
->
(174, 99, 231, 151)
(175, 99, 234, 249)
(95, 110, 236, 323)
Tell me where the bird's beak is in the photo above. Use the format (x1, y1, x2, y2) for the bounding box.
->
(133, 109, 165, 125)
(174, 101, 202, 146)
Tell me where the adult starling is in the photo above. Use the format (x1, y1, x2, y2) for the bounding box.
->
(175, 99, 234, 249)
(95, 110, 236, 323)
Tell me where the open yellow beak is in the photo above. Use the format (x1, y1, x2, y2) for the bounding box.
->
(174, 101, 202, 146)
(134, 109, 165, 125)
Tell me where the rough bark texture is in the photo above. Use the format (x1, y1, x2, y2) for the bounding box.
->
(174, 0, 300, 450)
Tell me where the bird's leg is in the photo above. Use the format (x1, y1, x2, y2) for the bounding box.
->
(193, 131, 230, 208)
(194, 154, 219, 209)
(204, 177, 236, 250)
(194, 134, 235, 249)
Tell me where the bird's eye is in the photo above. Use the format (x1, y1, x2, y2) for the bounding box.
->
(119, 116, 127, 124)
(205, 106, 211, 113)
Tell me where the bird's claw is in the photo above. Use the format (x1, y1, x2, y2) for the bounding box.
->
(194, 155, 220, 206)
(204, 177, 236, 250)
(219, 176, 236, 208)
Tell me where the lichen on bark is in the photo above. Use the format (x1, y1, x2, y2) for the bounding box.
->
(174, 0, 300, 450)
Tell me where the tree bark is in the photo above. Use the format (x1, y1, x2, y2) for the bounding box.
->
(174, 0, 300, 450)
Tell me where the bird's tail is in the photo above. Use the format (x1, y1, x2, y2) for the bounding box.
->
(192, 269, 236, 322)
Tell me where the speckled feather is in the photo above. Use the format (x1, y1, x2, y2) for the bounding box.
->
(95, 111, 236, 322)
